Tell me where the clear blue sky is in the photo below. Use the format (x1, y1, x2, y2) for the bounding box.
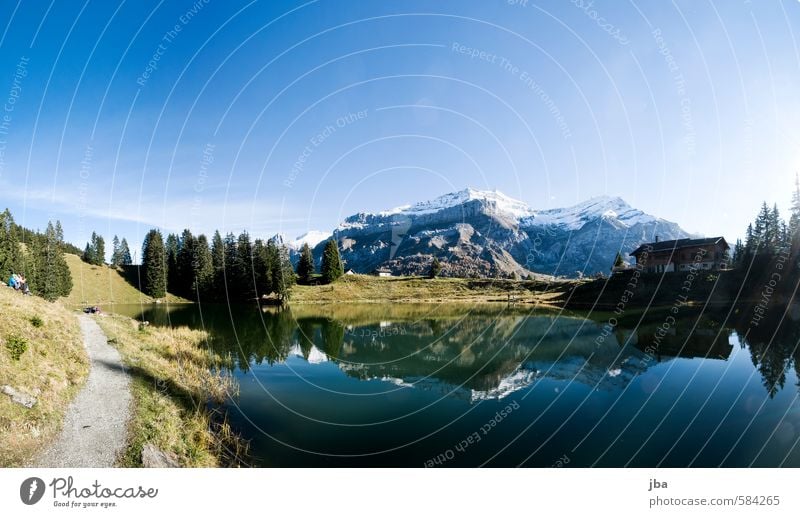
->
(0, 0, 798, 260)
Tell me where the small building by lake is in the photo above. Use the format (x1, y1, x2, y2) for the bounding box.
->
(630, 237, 729, 274)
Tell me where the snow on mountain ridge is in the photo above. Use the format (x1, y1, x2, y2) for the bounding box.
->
(379, 187, 534, 218)
(289, 230, 331, 249)
(529, 195, 658, 230)
(354, 189, 660, 231)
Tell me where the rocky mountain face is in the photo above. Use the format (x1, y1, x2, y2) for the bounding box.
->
(288, 188, 691, 278)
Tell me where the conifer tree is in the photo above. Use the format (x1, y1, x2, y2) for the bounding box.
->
(111, 235, 120, 265)
(271, 244, 295, 304)
(142, 229, 167, 298)
(320, 239, 344, 284)
(429, 256, 442, 278)
(210, 230, 225, 300)
(296, 243, 315, 284)
(790, 174, 800, 239)
(118, 238, 132, 265)
(235, 231, 255, 300)
(176, 229, 196, 297)
(252, 239, 273, 297)
(165, 233, 180, 293)
(0, 209, 21, 278)
(192, 234, 213, 298)
(92, 233, 105, 265)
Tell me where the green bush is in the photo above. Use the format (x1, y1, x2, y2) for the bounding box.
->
(30, 315, 43, 328)
(5, 335, 28, 361)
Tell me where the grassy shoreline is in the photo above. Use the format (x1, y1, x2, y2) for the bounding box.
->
(94, 313, 246, 467)
(289, 274, 572, 306)
(0, 287, 89, 467)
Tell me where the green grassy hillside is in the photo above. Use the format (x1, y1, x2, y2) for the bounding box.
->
(0, 286, 88, 466)
(64, 254, 189, 305)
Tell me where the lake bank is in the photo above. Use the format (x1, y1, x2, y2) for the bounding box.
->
(93, 313, 247, 467)
(289, 274, 573, 306)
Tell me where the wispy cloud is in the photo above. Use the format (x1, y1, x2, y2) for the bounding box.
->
(0, 184, 309, 237)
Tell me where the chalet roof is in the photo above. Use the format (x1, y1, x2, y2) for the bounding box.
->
(629, 237, 728, 257)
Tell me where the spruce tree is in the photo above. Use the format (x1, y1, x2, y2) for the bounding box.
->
(92, 233, 105, 265)
(0, 209, 22, 277)
(176, 229, 196, 297)
(296, 243, 315, 284)
(790, 174, 800, 239)
(82, 236, 95, 264)
(192, 234, 213, 298)
(252, 239, 273, 297)
(271, 245, 295, 304)
(613, 252, 624, 270)
(232, 231, 256, 300)
(33, 222, 72, 301)
(118, 238, 133, 265)
(220, 232, 238, 297)
(429, 256, 441, 278)
(210, 230, 225, 300)
(142, 229, 167, 298)
(165, 233, 180, 293)
(111, 235, 121, 266)
(320, 238, 344, 284)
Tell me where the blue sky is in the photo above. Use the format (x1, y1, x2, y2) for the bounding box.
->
(0, 0, 799, 259)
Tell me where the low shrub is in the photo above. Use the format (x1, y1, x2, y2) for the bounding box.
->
(5, 335, 29, 361)
(30, 315, 43, 328)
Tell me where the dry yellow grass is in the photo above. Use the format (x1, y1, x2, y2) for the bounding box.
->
(0, 287, 88, 466)
(95, 313, 244, 467)
(63, 254, 189, 305)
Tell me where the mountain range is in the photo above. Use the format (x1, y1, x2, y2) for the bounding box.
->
(283, 188, 693, 278)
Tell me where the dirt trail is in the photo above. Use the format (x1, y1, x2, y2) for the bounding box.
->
(33, 314, 131, 467)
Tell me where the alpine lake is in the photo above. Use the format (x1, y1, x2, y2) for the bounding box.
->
(104, 301, 800, 467)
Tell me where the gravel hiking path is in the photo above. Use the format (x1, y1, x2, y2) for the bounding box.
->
(33, 314, 131, 467)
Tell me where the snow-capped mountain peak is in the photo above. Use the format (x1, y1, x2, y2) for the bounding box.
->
(528, 195, 657, 230)
(289, 230, 331, 250)
(379, 187, 534, 219)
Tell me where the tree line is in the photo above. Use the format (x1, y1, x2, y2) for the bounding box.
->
(138, 228, 345, 304)
(0, 208, 72, 301)
(730, 175, 800, 295)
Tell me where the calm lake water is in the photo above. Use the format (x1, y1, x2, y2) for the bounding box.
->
(105, 302, 800, 467)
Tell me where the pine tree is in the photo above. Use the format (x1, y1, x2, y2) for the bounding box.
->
(92, 233, 105, 265)
(111, 235, 121, 266)
(82, 232, 96, 264)
(271, 245, 295, 304)
(176, 229, 196, 297)
(192, 234, 213, 299)
(0, 209, 22, 278)
(429, 256, 441, 278)
(32, 222, 72, 301)
(220, 232, 238, 298)
(142, 229, 167, 298)
(165, 233, 180, 294)
(252, 239, 272, 298)
(210, 230, 225, 300)
(790, 173, 800, 239)
(234, 231, 255, 300)
(296, 243, 315, 284)
(118, 238, 132, 265)
(320, 239, 344, 284)
(613, 252, 624, 270)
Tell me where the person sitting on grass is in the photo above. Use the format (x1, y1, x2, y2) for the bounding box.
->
(19, 275, 30, 295)
(7, 272, 18, 289)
